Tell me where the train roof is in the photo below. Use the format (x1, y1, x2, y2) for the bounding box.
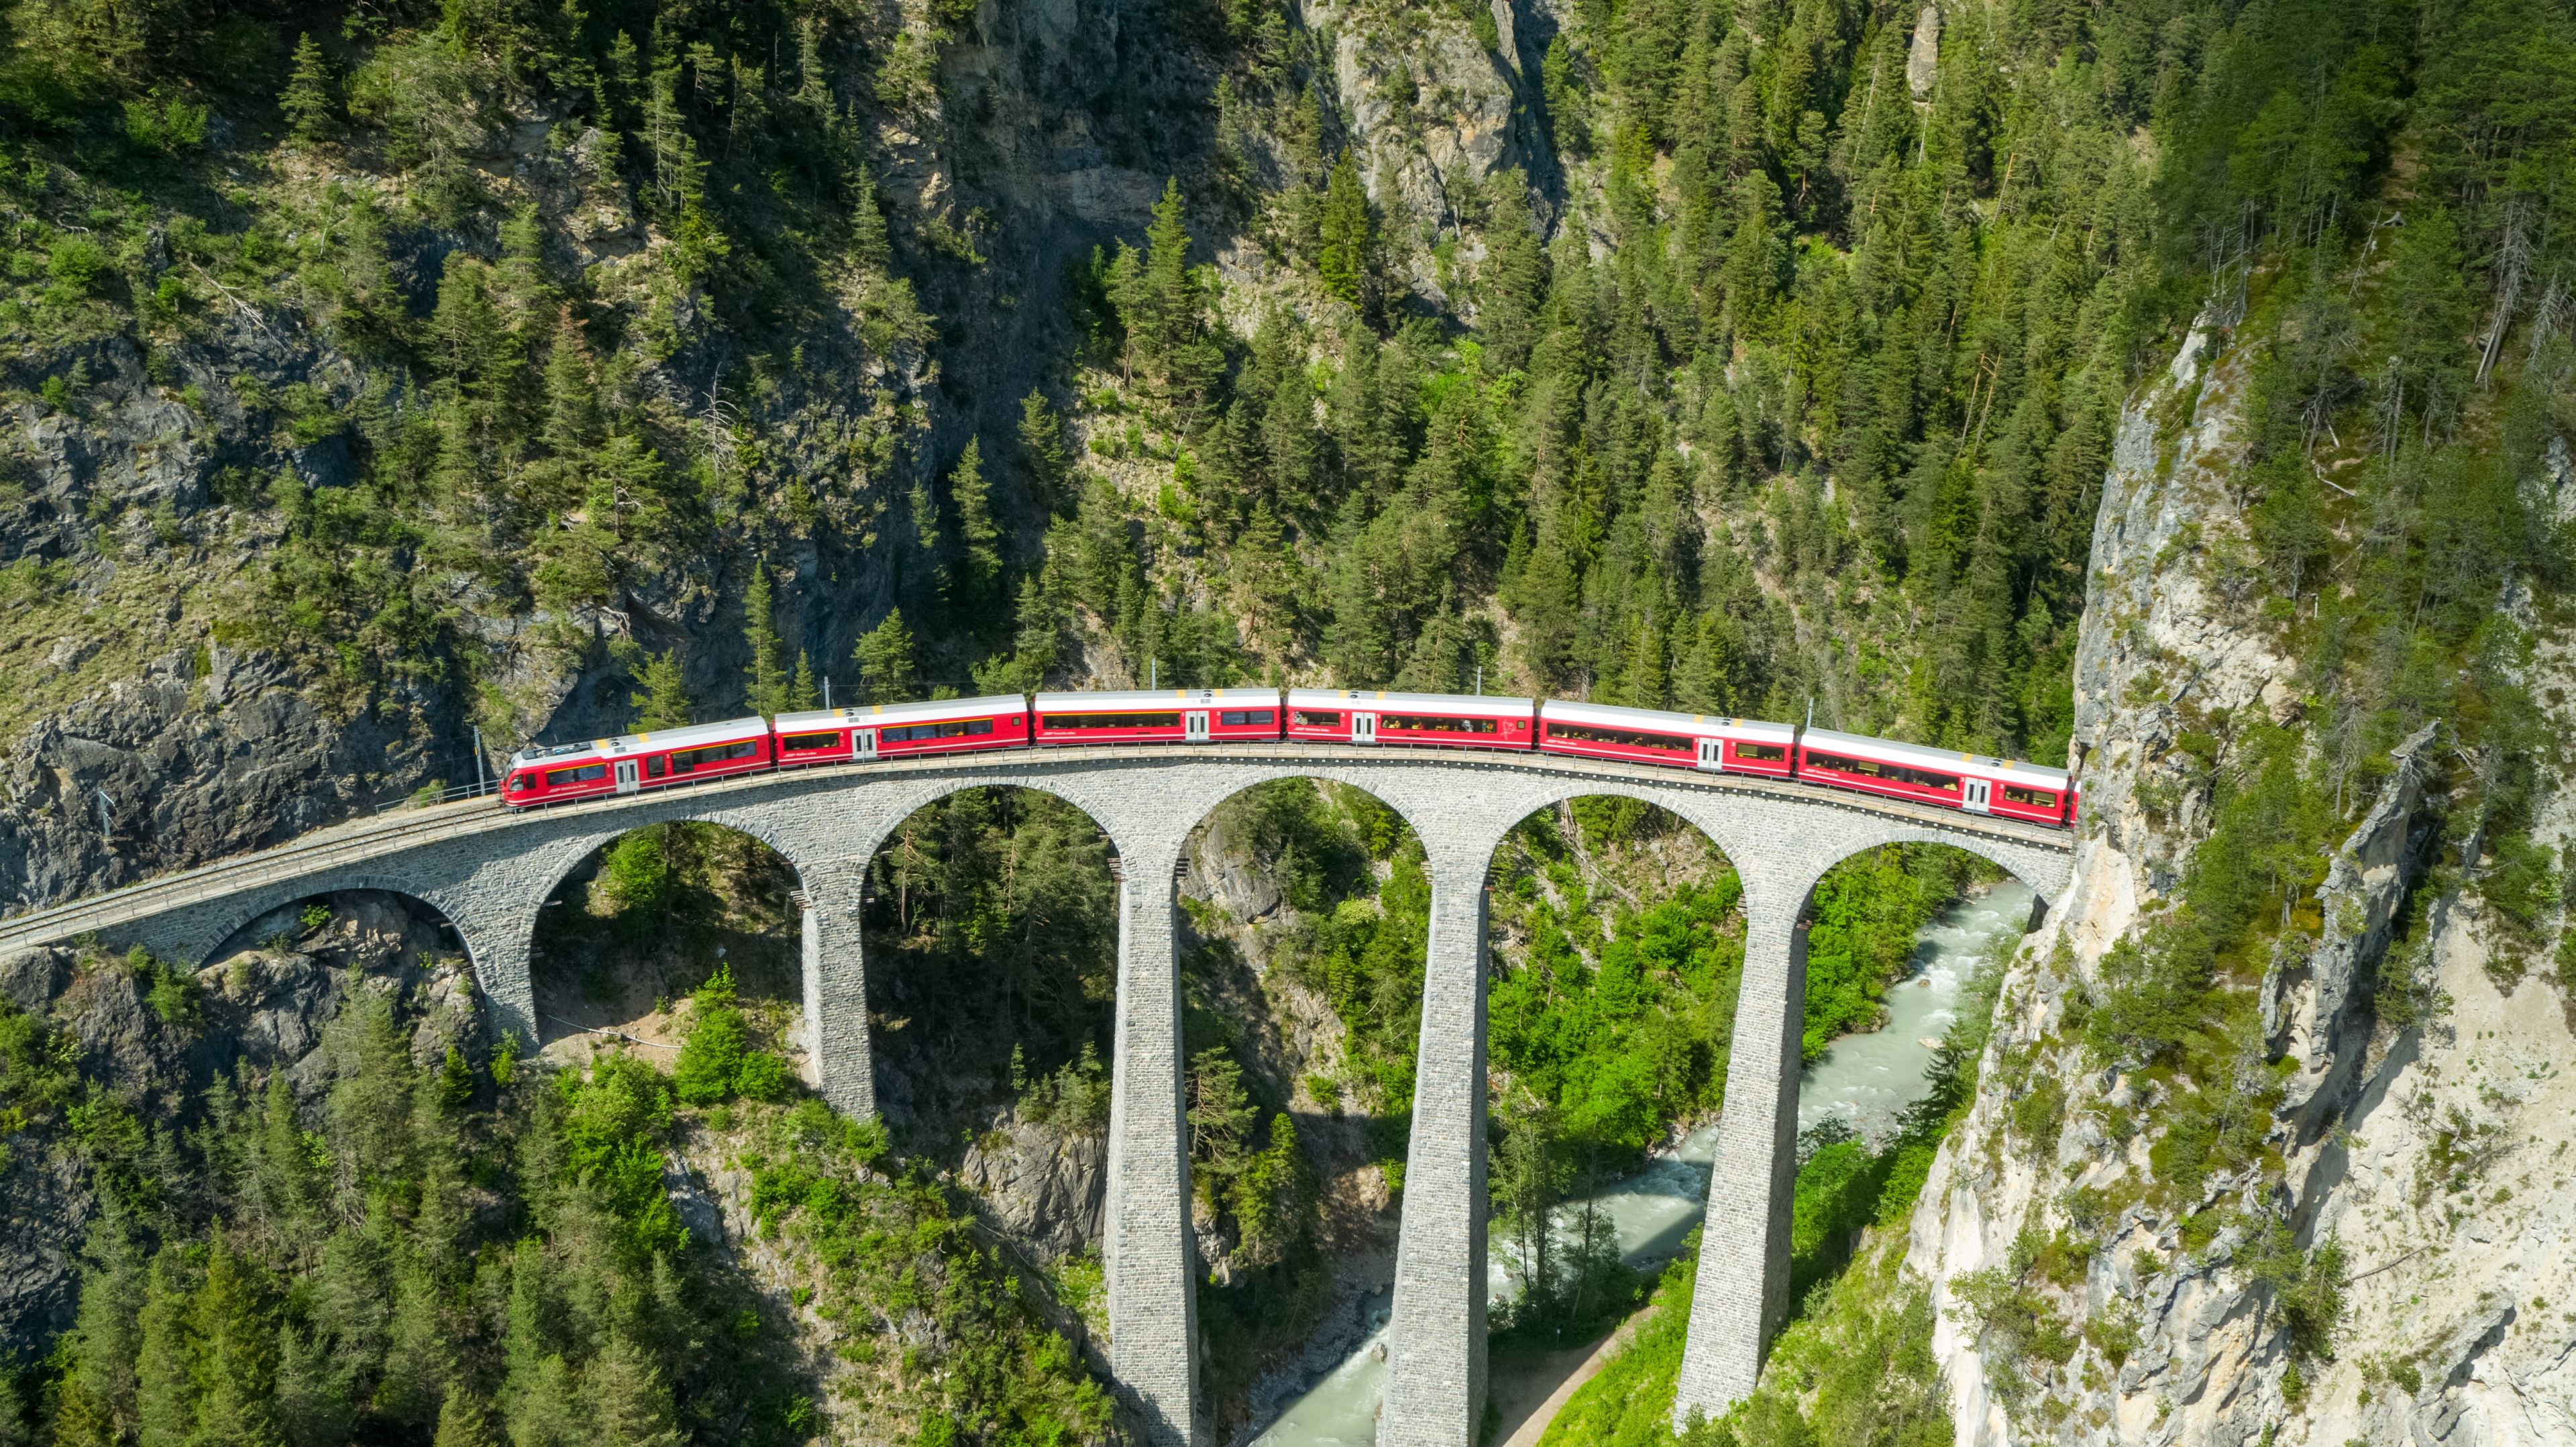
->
(1032, 688, 1280, 711)
(774, 695, 1028, 732)
(1539, 700, 1796, 737)
(1800, 727, 2070, 784)
(1286, 688, 1536, 718)
(510, 714, 770, 766)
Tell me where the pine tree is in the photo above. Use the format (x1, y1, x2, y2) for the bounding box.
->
(1477, 175, 1548, 371)
(629, 651, 691, 731)
(1009, 576, 1060, 686)
(54, 1232, 146, 1446)
(134, 1247, 195, 1447)
(849, 164, 892, 272)
(431, 1387, 501, 1447)
(1017, 390, 1069, 506)
(743, 561, 790, 717)
(280, 34, 335, 143)
(792, 652, 820, 710)
(1260, 335, 1321, 511)
(1316, 153, 1374, 310)
(188, 1244, 279, 1447)
(583, 1335, 683, 1447)
(273, 1322, 352, 1447)
(910, 475, 941, 553)
(853, 609, 919, 703)
(949, 437, 1003, 614)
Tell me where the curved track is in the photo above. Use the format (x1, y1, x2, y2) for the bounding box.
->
(0, 742, 2068, 956)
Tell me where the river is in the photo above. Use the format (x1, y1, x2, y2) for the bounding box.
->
(1246, 880, 2035, 1447)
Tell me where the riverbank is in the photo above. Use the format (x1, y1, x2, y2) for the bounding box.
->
(1246, 880, 2033, 1446)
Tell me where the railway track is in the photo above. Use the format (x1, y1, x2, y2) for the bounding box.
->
(0, 743, 2071, 957)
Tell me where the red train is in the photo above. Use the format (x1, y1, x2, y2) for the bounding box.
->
(499, 690, 2080, 826)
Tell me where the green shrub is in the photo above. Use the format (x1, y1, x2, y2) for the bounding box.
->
(123, 95, 208, 152)
(673, 966, 789, 1106)
(46, 235, 108, 292)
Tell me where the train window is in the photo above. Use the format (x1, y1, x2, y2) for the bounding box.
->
(883, 718, 998, 743)
(1292, 710, 1342, 727)
(2002, 785, 2057, 808)
(646, 757, 666, 778)
(1219, 709, 1275, 726)
(544, 762, 608, 786)
(781, 732, 843, 752)
(1546, 722, 1690, 751)
(1383, 714, 1497, 733)
(1732, 742, 1787, 761)
(1042, 712, 1183, 729)
(669, 739, 761, 771)
(1805, 751, 1960, 792)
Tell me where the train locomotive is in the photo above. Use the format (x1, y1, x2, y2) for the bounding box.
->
(500, 688, 2080, 826)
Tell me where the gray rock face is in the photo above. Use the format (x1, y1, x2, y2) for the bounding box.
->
(1, 645, 445, 918)
(1907, 6, 1942, 99)
(2264, 720, 2438, 1137)
(960, 1115, 1110, 1256)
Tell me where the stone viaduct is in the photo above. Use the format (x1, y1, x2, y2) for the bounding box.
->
(0, 743, 2070, 1446)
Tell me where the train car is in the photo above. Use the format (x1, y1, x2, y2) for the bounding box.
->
(500, 715, 773, 807)
(777, 696, 1031, 763)
(1285, 690, 1537, 751)
(1794, 728, 2078, 824)
(1534, 700, 1799, 776)
(1032, 689, 1285, 747)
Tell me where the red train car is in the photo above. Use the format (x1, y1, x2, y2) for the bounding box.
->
(784, 696, 1031, 761)
(1032, 689, 1284, 746)
(1285, 690, 1537, 752)
(501, 716, 773, 807)
(1795, 728, 2078, 825)
(1536, 701, 1799, 777)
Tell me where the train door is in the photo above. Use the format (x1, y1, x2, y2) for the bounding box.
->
(1696, 737, 1725, 772)
(614, 759, 641, 795)
(855, 729, 878, 761)
(1185, 710, 1211, 743)
(1963, 778, 1991, 814)
(1350, 712, 1377, 744)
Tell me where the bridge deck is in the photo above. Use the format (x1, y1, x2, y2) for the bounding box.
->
(1, 744, 2069, 955)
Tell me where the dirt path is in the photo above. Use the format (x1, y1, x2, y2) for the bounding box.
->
(1490, 1303, 1659, 1447)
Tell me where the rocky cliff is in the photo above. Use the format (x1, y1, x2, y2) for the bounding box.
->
(1904, 319, 2576, 1446)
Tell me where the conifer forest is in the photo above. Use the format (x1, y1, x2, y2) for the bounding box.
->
(2, 0, 2574, 1442)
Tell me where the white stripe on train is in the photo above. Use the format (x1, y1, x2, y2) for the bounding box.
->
(500, 691, 2080, 826)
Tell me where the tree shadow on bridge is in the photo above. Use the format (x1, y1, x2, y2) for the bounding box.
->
(529, 822, 804, 1073)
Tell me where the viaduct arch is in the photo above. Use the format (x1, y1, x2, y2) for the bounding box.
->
(0, 746, 2071, 1447)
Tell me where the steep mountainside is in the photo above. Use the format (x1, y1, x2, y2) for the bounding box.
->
(1906, 313, 2576, 1446)
(6, 0, 2576, 1443)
